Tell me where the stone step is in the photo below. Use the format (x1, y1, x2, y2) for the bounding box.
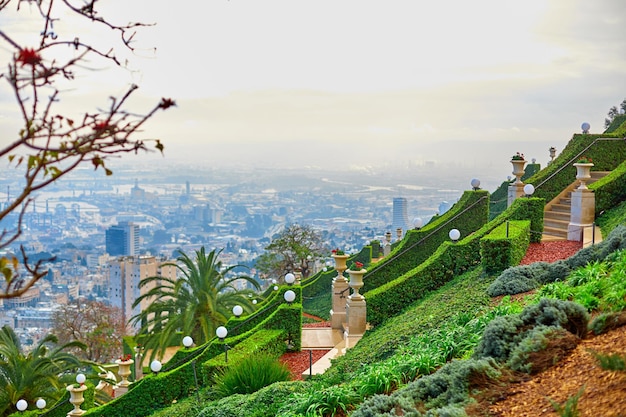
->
(543, 226, 568, 239)
(544, 211, 570, 221)
(551, 203, 571, 213)
(544, 218, 569, 229)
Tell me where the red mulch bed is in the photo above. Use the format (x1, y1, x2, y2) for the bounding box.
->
(520, 240, 582, 265)
(280, 349, 331, 380)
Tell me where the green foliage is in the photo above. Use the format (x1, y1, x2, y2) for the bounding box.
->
(474, 299, 588, 374)
(549, 385, 585, 417)
(323, 268, 496, 385)
(589, 312, 626, 335)
(0, 326, 85, 416)
(480, 220, 531, 274)
(596, 197, 626, 237)
(131, 247, 260, 362)
(506, 326, 569, 373)
(488, 225, 626, 297)
(202, 330, 288, 387)
(362, 190, 490, 293)
(591, 159, 626, 216)
(589, 350, 626, 372)
(526, 134, 626, 208)
(212, 353, 291, 398)
(351, 358, 501, 416)
(366, 197, 543, 326)
(281, 383, 359, 417)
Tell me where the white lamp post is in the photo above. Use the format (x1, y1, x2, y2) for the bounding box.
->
(413, 217, 423, 230)
(523, 184, 535, 197)
(150, 360, 162, 374)
(449, 229, 461, 242)
(16, 399, 27, 412)
(284, 290, 296, 304)
(216, 326, 229, 363)
(232, 305, 243, 318)
(36, 398, 46, 410)
(284, 273, 295, 285)
(273, 285, 279, 291)
(470, 178, 481, 191)
(182, 336, 194, 348)
(76, 373, 86, 385)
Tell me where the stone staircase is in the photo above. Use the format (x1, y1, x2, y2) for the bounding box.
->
(542, 171, 610, 240)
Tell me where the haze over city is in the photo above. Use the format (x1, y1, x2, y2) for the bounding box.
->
(1, 0, 625, 182)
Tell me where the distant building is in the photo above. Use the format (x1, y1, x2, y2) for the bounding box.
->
(392, 197, 410, 234)
(107, 255, 177, 329)
(106, 222, 140, 256)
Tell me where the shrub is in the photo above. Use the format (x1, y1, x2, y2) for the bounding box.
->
(589, 350, 626, 372)
(519, 298, 589, 338)
(549, 385, 585, 417)
(212, 353, 291, 398)
(506, 326, 577, 374)
(282, 384, 359, 417)
(589, 312, 626, 335)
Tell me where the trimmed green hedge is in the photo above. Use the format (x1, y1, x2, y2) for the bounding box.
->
(201, 329, 286, 385)
(528, 134, 626, 206)
(480, 220, 530, 274)
(83, 297, 302, 417)
(365, 197, 544, 326)
(590, 159, 626, 216)
(362, 190, 489, 293)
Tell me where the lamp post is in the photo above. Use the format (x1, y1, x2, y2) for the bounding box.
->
(413, 217, 423, 230)
(150, 360, 162, 374)
(284, 273, 295, 286)
(183, 336, 194, 348)
(232, 305, 243, 318)
(449, 229, 461, 243)
(523, 184, 535, 197)
(16, 399, 27, 412)
(216, 326, 229, 363)
(470, 178, 481, 191)
(284, 289, 296, 305)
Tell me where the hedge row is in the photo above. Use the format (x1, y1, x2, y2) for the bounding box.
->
(591, 159, 626, 216)
(82, 293, 302, 417)
(201, 329, 286, 385)
(362, 190, 490, 293)
(529, 134, 626, 204)
(480, 220, 530, 274)
(365, 197, 544, 326)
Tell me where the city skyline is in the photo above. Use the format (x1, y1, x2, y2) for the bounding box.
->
(0, 1, 625, 175)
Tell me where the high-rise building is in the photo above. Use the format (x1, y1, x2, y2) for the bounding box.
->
(392, 197, 410, 234)
(105, 222, 140, 256)
(107, 255, 177, 328)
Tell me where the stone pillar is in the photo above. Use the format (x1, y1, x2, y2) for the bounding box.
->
(507, 183, 525, 207)
(330, 255, 349, 330)
(568, 189, 595, 241)
(345, 269, 367, 345)
(508, 158, 527, 207)
(383, 231, 392, 256)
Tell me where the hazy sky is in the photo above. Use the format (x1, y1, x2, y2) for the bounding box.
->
(1, 0, 626, 186)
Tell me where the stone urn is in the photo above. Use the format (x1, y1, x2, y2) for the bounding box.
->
(66, 384, 88, 416)
(115, 359, 134, 388)
(347, 268, 367, 301)
(332, 254, 349, 272)
(510, 159, 526, 185)
(574, 162, 594, 189)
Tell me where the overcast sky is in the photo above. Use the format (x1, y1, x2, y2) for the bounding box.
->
(1, 0, 626, 184)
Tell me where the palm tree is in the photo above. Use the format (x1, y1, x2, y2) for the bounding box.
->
(131, 247, 260, 360)
(0, 326, 84, 416)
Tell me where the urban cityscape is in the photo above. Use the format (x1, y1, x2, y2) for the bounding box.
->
(0, 157, 500, 350)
